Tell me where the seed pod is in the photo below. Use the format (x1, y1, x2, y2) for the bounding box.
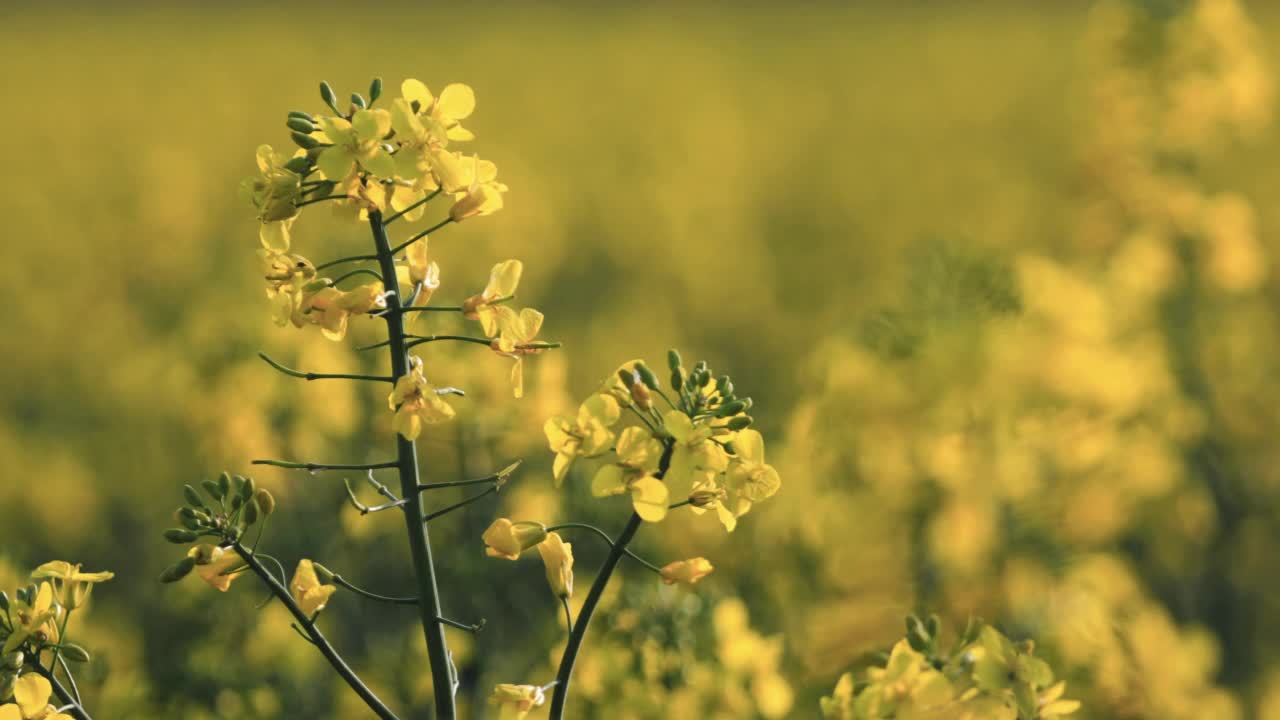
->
(242, 497, 260, 526)
(368, 77, 383, 103)
(291, 131, 321, 149)
(254, 489, 276, 517)
(286, 117, 315, 134)
(925, 614, 941, 639)
(693, 360, 708, 374)
(634, 362, 660, 390)
(15, 587, 29, 606)
(60, 643, 91, 663)
(287, 110, 315, 123)
(320, 81, 340, 113)
(159, 557, 197, 583)
(183, 484, 205, 508)
(727, 415, 753, 431)
(667, 349, 683, 371)
(164, 528, 200, 544)
(630, 382, 652, 410)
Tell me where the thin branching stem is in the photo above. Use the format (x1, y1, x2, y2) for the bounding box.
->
(546, 522, 666, 575)
(252, 459, 397, 472)
(258, 352, 393, 383)
(332, 575, 417, 605)
(57, 653, 82, 705)
(421, 485, 498, 523)
(390, 217, 454, 255)
(294, 194, 347, 209)
(33, 664, 91, 720)
(382, 188, 442, 225)
(315, 254, 378, 272)
(418, 461, 521, 492)
(330, 268, 385, 286)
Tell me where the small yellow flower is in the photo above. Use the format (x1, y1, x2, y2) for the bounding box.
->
(301, 282, 386, 341)
(659, 558, 714, 585)
(316, 110, 395, 181)
(239, 144, 303, 250)
(0, 674, 73, 720)
(700, 428, 782, 532)
(449, 156, 507, 221)
(544, 394, 621, 486)
(482, 519, 549, 560)
(290, 559, 337, 617)
(488, 683, 546, 720)
(592, 426, 669, 522)
(400, 79, 477, 146)
(189, 544, 244, 593)
(536, 532, 574, 599)
(30, 561, 114, 610)
(463, 260, 522, 336)
(662, 410, 730, 499)
(388, 356, 456, 441)
(2, 584, 59, 655)
(492, 306, 548, 399)
(400, 238, 441, 308)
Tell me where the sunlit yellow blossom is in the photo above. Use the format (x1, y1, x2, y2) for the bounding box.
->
(30, 561, 114, 609)
(1037, 681, 1081, 719)
(316, 110, 394, 181)
(259, 248, 317, 326)
(331, 176, 389, 223)
(300, 282, 386, 341)
(488, 683, 545, 720)
(401, 79, 477, 144)
(714, 429, 781, 530)
(190, 544, 244, 593)
(0, 674, 72, 720)
(972, 626, 1054, 694)
(449, 156, 507, 221)
(662, 410, 730, 499)
(544, 394, 621, 486)
(463, 260, 522, 336)
(858, 640, 954, 717)
(388, 356, 456, 440)
(290, 559, 337, 616)
(592, 426, 669, 521)
(482, 519, 549, 560)
(399, 238, 441, 308)
(492, 306, 548, 398)
(239, 145, 303, 249)
(537, 532, 574, 599)
(659, 557, 714, 585)
(2, 584, 59, 654)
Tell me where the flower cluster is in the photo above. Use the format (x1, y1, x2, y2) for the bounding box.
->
(0, 562, 111, 719)
(157, 473, 275, 588)
(820, 616, 1079, 720)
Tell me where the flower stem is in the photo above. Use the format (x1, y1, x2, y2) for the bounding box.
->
(370, 211, 457, 720)
(382, 188, 442, 225)
(315, 254, 379, 272)
(251, 459, 397, 472)
(232, 542, 401, 720)
(547, 443, 673, 719)
(258, 352, 393, 383)
(33, 663, 91, 720)
(391, 217, 454, 255)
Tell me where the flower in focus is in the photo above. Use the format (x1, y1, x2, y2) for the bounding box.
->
(488, 683, 546, 720)
(448, 155, 507, 221)
(400, 79, 477, 145)
(30, 561, 114, 609)
(316, 110, 395, 181)
(536, 532, 574, 599)
(259, 248, 317, 327)
(660, 557, 714, 585)
(662, 410, 730, 498)
(0, 674, 72, 720)
(239, 144, 303, 250)
(290, 559, 337, 616)
(301, 282, 386, 341)
(708, 428, 782, 532)
(492, 306, 548, 399)
(592, 426, 669, 521)
(544, 394, 621, 486)
(189, 544, 245, 593)
(463, 260, 522, 336)
(399, 238, 441, 308)
(2, 584, 59, 654)
(388, 356, 456, 440)
(483, 519, 549, 560)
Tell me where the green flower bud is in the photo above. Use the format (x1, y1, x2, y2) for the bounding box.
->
(960, 616, 982, 647)
(320, 81, 340, 114)
(694, 360, 708, 374)
(230, 493, 243, 511)
(667, 349, 682, 371)
(716, 376, 734, 397)
(15, 587, 29, 606)
(727, 415, 753, 431)
(242, 497, 260, 526)
(60, 643, 91, 663)
(254, 489, 276, 517)
(368, 77, 383, 103)
(634, 361, 660, 390)
(287, 110, 315, 123)
(739, 397, 753, 411)
(159, 557, 197, 583)
(216, 472, 232, 499)
(201, 479, 223, 501)
(906, 614, 931, 652)
(282, 157, 311, 175)
(670, 367, 685, 392)
(715, 400, 746, 417)
(183, 484, 205, 508)
(164, 528, 200, 544)
(630, 382, 653, 410)
(616, 368, 636, 388)
(286, 117, 315, 134)
(180, 515, 201, 531)
(291, 131, 321, 150)
(240, 476, 257, 500)
(350, 92, 367, 109)
(925, 614, 941, 639)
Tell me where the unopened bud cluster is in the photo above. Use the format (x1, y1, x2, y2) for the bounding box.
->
(159, 472, 275, 583)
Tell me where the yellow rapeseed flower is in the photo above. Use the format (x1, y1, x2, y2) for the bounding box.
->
(449, 156, 507, 221)
(488, 683, 546, 720)
(316, 110, 395, 182)
(463, 260, 522, 336)
(544, 394, 621, 486)
(537, 532, 574, 600)
(400, 238, 441, 308)
(482, 519, 549, 560)
(30, 561, 113, 610)
(592, 426, 669, 522)
(2, 584, 59, 655)
(0, 674, 73, 720)
(660, 558, 714, 585)
(400, 79, 477, 145)
(290, 559, 337, 616)
(492, 306, 547, 399)
(388, 356, 456, 440)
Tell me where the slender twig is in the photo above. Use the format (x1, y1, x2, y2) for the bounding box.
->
(390, 217, 454, 255)
(32, 662, 91, 720)
(418, 461, 521, 492)
(57, 653, 82, 705)
(252, 459, 397, 472)
(232, 542, 401, 720)
(332, 575, 417, 605)
(422, 485, 498, 523)
(370, 211, 457, 719)
(546, 523, 666, 575)
(436, 615, 485, 633)
(330, 268, 385, 286)
(315, 254, 378, 272)
(561, 597, 573, 632)
(382, 188, 442, 225)
(258, 353, 393, 383)
(344, 478, 408, 515)
(548, 443, 674, 719)
(48, 608, 73, 693)
(395, 294, 515, 314)
(407, 335, 494, 350)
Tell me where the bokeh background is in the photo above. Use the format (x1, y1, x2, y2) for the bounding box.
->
(2, 0, 1280, 717)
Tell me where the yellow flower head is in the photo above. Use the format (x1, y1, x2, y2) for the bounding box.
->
(400, 238, 441, 308)
(316, 110, 395, 182)
(388, 356, 456, 441)
(660, 557, 714, 585)
(536, 532, 574, 600)
(2, 584, 59, 655)
(492, 306, 547, 399)
(449, 156, 507, 221)
(188, 544, 244, 593)
(592, 426, 669, 522)
(30, 561, 113, 610)
(0, 674, 73, 720)
(301, 282, 386, 341)
(544, 394, 621, 486)
(290, 559, 337, 617)
(662, 410, 730, 499)
(482, 519, 549, 561)
(488, 683, 546, 720)
(239, 144, 303, 248)
(463, 260, 523, 337)
(400, 79, 477, 146)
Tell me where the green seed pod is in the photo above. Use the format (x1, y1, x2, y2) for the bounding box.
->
(634, 362, 660, 390)
(216, 472, 232, 499)
(159, 556, 197, 583)
(616, 368, 636, 388)
(715, 400, 747, 417)
(369, 77, 383, 103)
(164, 528, 200, 544)
(286, 117, 315, 134)
(254, 488, 276, 517)
(320, 81, 340, 113)
(60, 643, 91, 663)
(242, 497, 260, 526)
(667, 349, 682, 371)
(1, 651, 22, 670)
(240, 476, 257, 500)
(287, 110, 314, 123)
(291, 131, 321, 150)
(282, 157, 311, 175)
(716, 376, 734, 397)
(183, 484, 205, 508)
(350, 92, 367, 109)
(727, 415, 753, 431)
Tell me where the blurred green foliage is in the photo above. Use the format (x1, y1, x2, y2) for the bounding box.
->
(2, 1, 1280, 717)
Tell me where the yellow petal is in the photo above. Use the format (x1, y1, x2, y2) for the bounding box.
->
(317, 146, 356, 182)
(485, 260, 523, 299)
(0, 706, 22, 720)
(630, 476, 669, 522)
(437, 83, 476, 119)
(591, 465, 628, 497)
(401, 78, 433, 108)
(14, 674, 52, 715)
